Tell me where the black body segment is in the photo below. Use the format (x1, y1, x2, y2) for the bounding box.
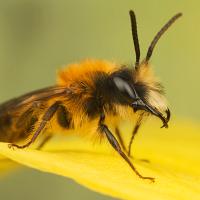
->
(57, 105, 73, 129)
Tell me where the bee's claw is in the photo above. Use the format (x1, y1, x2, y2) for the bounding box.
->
(8, 143, 15, 149)
(8, 143, 26, 149)
(139, 175, 155, 183)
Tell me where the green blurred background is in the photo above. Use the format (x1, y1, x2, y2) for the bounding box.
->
(0, 0, 199, 199)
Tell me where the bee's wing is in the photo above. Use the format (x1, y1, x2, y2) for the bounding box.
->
(0, 86, 70, 113)
(0, 86, 70, 142)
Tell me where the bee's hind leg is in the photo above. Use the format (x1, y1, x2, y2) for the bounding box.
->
(8, 102, 60, 149)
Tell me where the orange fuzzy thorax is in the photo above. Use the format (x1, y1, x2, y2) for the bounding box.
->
(57, 59, 118, 87)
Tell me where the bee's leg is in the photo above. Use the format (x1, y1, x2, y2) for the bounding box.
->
(99, 114, 154, 182)
(9, 102, 60, 149)
(37, 104, 72, 150)
(128, 114, 144, 157)
(115, 127, 127, 153)
(37, 134, 53, 150)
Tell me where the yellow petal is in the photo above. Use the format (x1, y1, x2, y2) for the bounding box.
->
(0, 155, 19, 176)
(0, 121, 199, 200)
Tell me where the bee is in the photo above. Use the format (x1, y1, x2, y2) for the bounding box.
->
(0, 10, 182, 181)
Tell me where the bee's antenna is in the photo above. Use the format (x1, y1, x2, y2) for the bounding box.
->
(129, 10, 140, 68)
(145, 13, 182, 63)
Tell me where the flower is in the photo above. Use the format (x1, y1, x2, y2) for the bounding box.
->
(0, 120, 199, 200)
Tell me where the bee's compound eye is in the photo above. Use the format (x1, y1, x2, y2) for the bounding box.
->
(113, 77, 136, 99)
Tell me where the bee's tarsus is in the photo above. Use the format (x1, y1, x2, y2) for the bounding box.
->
(140, 176, 155, 183)
(8, 142, 31, 149)
(8, 143, 16, 150)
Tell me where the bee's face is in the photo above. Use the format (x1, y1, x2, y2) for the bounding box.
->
(111, 67, 170, 127)
(134, 81, 170, 128)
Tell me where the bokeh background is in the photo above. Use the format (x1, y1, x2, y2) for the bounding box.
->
(0, 0, 199, 199)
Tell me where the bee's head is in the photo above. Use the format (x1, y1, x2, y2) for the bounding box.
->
(112, 66, 170, 128)
(111, 10, 182, 127)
